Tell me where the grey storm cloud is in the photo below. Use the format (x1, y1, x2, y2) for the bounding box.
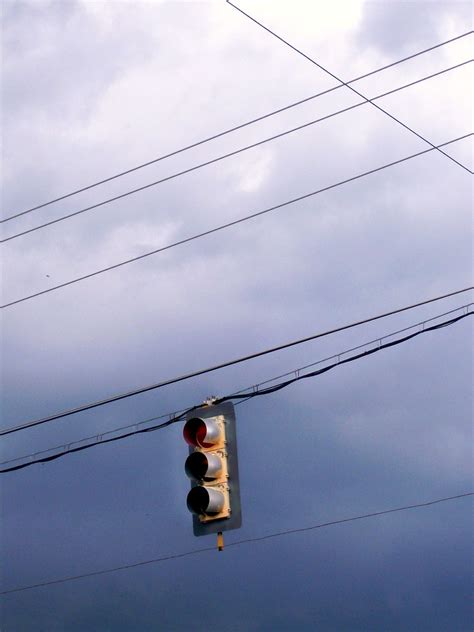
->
(1, 1, 472, 631)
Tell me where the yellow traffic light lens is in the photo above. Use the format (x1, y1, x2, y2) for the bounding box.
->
(185, 452, 223, 481)
(185, 452, 207, 479)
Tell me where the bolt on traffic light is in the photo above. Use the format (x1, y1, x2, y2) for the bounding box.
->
(183, 401, 242, 536)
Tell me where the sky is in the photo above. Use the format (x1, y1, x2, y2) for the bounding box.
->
(1, 0, 473, 630)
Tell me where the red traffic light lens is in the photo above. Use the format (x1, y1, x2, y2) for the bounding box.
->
(183, 417, 220, 448)
(183, 418, 206, 447)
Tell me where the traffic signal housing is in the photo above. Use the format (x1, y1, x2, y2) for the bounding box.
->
(183, 401, 242, 536)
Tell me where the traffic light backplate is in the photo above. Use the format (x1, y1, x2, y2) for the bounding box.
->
(183, 401, 242, 536)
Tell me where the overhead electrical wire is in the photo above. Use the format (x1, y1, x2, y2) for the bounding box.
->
(227, 1, 473, 174)
(2, 132, 471, 310)
(1, 289, 471, 436)
(218, 311, 472, 403)
(0, 414, 187, 473)
(2, 29, 471, 224)
(4, 302, 468, 472)
(2, 60, 471, 245)
(1, 304, 471, 473)
(0, 408, 189, 472)
(1, 492, 472, 594)
(1, 287, 471, 436)
(222, 304, 474, 398)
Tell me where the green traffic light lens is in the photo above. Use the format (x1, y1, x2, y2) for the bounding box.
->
(186, 486, 210, 514)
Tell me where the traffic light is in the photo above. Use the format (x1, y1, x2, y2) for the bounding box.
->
(183, 401, 242, 536)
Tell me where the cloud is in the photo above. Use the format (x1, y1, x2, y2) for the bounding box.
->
(355, 0, 473, 57)
(1, 2, 472, 630)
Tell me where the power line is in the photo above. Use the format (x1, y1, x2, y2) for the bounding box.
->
(0, 412, 187, 473)
(2, 132, 471, 310)
(0, 413, 190, 474)
(4, 302, 467, 472)
(219, 310, 472, 402)
(1, 304, 471, 472)
(3, 61, 471, 245)
(3, 30, 471, 225)
(0, 406, 190, 468)
(224, 303, 474, 397)
(1, 289, 471, 436)
(2, 492, 472, 595)
(1, 287, 470, 436)
(227, 1, 473, 175)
